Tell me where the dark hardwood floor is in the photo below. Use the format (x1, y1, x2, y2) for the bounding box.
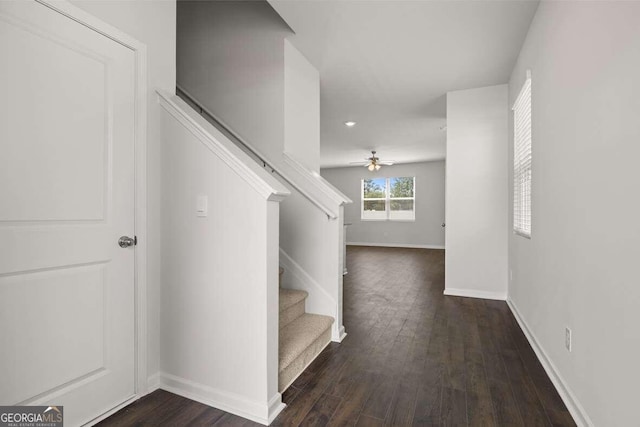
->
(99, 246, 575, 426)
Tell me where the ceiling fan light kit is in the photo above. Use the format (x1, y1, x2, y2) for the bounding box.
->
(350, 150, 394, 171)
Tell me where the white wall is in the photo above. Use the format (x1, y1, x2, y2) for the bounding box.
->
(284, 40, 320, 173)
(445, 85, 508, 299)
(321, 161, 445, 248)
(177, 0, 291, 163)
(508, 3, 640, 425)
(70, 0, 176, 388)
(157, 95, 286, 424)
(279, 188, 344, 341)
(177, 1, 348, 342)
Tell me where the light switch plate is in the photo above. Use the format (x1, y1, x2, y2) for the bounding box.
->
(196, 195, 208, 217)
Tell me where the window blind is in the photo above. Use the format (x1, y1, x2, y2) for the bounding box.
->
(513, 73, 532, 237)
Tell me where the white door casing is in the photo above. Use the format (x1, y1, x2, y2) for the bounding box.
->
(0, 1, 147, 425)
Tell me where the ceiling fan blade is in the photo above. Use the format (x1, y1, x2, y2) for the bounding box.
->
(348, 161, 369, 165)
(378, 161, 395, 165)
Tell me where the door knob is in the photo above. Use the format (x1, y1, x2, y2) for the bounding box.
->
(118, 236, 136, 248)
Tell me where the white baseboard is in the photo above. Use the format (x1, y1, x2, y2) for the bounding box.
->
(507, 299, 592, 427)
(330, 323, 341, 342)
(266, 394, 286, 425)
(347, 242, 445, 250)
(147, 373, 160, 393)
(158, 372, 284, 426)
(337, 325, 347, 343)
(443, 288, 507, 301)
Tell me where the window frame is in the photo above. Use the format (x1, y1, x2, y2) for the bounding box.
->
(513, 70, 532, 238)
(361, 176, 416, 221)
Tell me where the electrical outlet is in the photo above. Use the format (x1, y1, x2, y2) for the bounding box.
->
(565, 327, 572, 352)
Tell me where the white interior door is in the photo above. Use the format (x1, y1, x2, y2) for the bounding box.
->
(0, 1, 137, 425)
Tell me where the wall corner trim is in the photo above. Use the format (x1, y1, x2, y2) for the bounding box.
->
(337, 325, 347, 342)
(507, 298, 593, 427)
(267, 394, 286, 425)
(147, 373, 160, 394)
(443, 288, 507, 301)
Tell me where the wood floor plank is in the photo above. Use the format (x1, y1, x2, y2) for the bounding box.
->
(282, 385, 302, 405)
(360, 374, 396, 420)
(95, 390, 176, 426)
(187, 406, 226, 426)
(488, 379, 525, 427)
(272, 353, 351, 426)
(465, 359, 495, 427)
(326, 373, 376, 426)
(325, 358, 362, 398)
(100, 247, 575, 427)
(440, 386, 467, 426)
(212, 413, 262, 426)
(466, 391, 495, 427)
(162, 400, 211, 426)
(501, 350, 551, 426)
(384, 377, 419, 426)
(356, 415, 385, 427)
(412, 358, 442, 426)
(299, 394, 341, 427)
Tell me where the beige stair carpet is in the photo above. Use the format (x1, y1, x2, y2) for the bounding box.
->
(279, 312, 333, 392)
(278, 269, 334, 392)
(279, 288, 307, 330)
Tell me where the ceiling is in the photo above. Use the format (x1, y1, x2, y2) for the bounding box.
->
(269, 0, 539, 168)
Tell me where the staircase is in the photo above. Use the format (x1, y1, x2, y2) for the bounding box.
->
(278, 269, 334, 392)
(159, 91, 343, 423)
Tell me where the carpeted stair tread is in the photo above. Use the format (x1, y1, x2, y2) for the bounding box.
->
(279, 313, 334, 372)
(279, 288, 308, 312)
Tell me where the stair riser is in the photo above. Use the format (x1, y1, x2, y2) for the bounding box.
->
(280, 300, 305, 330)
(279, 326, 332, 392)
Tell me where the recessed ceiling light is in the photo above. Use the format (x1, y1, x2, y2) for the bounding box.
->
(344, 121, 356, 127)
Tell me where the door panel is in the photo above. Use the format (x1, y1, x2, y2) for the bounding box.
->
(0, 7, 108, 222)
(0, 1, 136, 425)
(1, 263, 107, 404)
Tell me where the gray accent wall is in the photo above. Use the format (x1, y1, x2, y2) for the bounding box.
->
(321, 161, 445, 248)
(177, 0, 292, 162)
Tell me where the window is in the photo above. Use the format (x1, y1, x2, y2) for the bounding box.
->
(362, 177, 415, 221)
(513, 71, 532, 237)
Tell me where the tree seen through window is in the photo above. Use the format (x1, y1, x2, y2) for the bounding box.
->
(362, 177, 415, 220)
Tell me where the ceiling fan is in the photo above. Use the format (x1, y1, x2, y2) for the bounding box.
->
(350, 151, 395, 171)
